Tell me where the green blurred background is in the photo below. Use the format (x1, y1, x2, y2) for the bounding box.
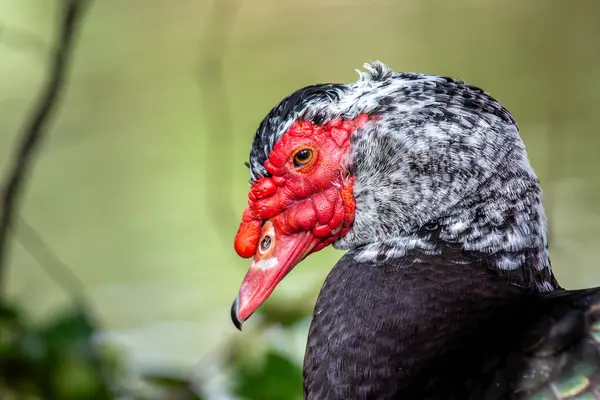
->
(1, 0, 599, 398)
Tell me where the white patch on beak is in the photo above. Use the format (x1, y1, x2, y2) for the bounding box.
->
(251, 257, 279, 271)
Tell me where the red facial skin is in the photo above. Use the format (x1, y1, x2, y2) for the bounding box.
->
(232, 114, 369, 326)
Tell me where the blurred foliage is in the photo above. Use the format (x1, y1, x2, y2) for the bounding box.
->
(257, 294, 316, 329)
(232, 350, 303, 400)
(0, 295, 311, 399)
(0, 299, 210, 399)
(0, 301, 111, 399)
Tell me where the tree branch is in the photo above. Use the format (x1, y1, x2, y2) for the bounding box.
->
(15, 217, 92, 305)
(0, 0, 91, 293)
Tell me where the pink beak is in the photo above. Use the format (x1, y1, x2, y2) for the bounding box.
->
(231, 220, 319, 329)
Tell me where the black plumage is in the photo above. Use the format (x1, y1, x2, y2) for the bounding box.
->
(304, 229, 600, 399)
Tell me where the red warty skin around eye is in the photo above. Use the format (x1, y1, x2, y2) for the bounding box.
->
(234, 114, 369, 258)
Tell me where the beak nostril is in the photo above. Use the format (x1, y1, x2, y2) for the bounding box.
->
(260, 235, 272, 252)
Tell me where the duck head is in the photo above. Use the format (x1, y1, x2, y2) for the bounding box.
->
(231, 62, 558, 329)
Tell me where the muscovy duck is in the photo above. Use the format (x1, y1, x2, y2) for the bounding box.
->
(230, 61, 600, 399)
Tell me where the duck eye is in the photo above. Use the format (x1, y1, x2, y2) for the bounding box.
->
(260, 235, 272, 252)
(293, 149, 313, 168)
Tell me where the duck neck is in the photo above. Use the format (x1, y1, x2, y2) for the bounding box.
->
(339, 162, 559, 292)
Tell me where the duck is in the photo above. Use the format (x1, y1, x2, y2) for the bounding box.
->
(230, 61, 600, 399)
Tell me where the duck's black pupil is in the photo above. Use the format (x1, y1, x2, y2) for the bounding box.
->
(260, 236, 271, 252)
(294, 149, 311, 167)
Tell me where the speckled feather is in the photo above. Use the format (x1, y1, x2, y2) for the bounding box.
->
(248, 62, 555, 291)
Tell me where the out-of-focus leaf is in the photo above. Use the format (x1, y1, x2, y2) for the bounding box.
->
(40, 307, 112, 399)
(233, 349, 303, 400)
(40, 306, 96, 354)
(0, 301, 24, 357)
(256, 285, 321, 329)
(142, 370, 206, 400)
(95, 339, 130, 392)
(51, 350, 104, 399)
(19, 329, 46, 364)
(1, 328, 46, 395)
(257, 300, 311, 329)
(144, 373, 190, 389)
(0, 301, 21, 326)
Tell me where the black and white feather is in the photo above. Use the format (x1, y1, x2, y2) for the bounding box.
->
(248, 61, 555, 292)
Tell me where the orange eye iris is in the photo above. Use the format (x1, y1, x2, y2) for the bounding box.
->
(293, 149, 313, 168)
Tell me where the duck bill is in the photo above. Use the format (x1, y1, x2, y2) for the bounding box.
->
(231, 221, 319, 330)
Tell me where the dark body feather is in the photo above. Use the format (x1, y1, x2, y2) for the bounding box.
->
(304, 241, 600, 400)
